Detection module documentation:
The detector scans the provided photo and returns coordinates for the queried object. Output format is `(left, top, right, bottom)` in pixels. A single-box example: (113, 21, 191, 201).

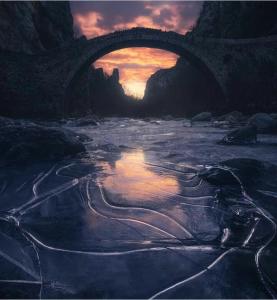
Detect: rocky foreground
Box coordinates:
(1, 111, 277, 165)
(0, 117, 87, 165)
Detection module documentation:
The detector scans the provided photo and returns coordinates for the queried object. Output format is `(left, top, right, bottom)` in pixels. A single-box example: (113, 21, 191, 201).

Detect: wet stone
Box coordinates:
(218, 125, 257, 145)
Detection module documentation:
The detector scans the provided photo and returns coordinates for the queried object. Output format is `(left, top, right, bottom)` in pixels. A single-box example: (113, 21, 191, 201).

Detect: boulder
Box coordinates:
(162, 115, 174, 121)
(213, 111, 246, 129)
(191, 112, 212, 122)
(150, 120, 161, 125)
(143, 58, 223, 116)
(213, 120, 231, 129)
(74, 116, 99, 127)
(218, 125, 257, 145)
(217, 111, 244, 122)
(247, 113, 277, 133)
(198, 158, 277, 190)
(270, 113, 277, 120)
(0, 116, 20, 127)
(0, 119, 86, 164)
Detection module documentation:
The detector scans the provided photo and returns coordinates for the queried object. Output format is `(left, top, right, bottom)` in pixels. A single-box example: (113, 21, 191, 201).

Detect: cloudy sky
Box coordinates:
(70, 1, 202, 97)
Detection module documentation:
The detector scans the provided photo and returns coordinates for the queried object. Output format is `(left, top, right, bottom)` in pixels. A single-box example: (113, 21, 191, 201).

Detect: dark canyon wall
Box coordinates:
(143, 1, 277, 116)
(143, 58, 223, 117)
(192, 1, 277, 114)
(192, 1, 277, 38)
(0, 1, 74, 53)
(67, 67, 136, 117)
(0, 1, 75, 118)
(0, 1, 130, 118)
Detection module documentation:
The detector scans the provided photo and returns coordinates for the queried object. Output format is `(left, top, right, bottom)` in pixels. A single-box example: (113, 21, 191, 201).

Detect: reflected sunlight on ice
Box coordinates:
(99, 149, 180, 201)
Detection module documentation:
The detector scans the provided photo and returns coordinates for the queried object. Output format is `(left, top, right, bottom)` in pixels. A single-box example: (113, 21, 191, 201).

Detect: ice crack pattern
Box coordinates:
(0, 118, 276, 298)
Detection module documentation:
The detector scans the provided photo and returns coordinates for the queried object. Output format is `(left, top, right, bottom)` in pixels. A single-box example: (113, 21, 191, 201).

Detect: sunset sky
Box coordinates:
(70, 1, 202, 98)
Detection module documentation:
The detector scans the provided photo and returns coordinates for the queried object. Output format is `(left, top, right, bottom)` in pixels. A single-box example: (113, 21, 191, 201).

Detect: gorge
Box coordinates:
(0, 2, 277, 118)
(0, 1, 277, 299)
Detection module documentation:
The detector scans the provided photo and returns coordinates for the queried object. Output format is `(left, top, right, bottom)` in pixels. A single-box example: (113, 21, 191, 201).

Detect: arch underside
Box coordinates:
(86, 39, 222, 88)
(65, 34, 226, 115)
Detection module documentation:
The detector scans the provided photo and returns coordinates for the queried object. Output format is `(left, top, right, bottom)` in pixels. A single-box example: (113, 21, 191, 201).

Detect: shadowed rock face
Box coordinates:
(247, 113, 277, 133)
(0, 117, 86, 165)
(66, 66, 140, 117)
(0, 1, 76, 118)
(199, 158, 277, 197)
(0, 1, 74, 54)
(87, 67, 126, 115)
(192, 2, 277, 38)
(140, 2, 277, 117)
(218, 125, 257, 145)
(143, 58, 223, 116)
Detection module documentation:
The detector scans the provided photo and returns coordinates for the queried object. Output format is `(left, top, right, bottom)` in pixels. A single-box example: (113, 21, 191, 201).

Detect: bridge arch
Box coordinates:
(64, 28, 227, 114)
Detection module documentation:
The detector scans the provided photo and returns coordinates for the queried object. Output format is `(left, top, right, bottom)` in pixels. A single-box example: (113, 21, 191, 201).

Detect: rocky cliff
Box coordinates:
(0, 1, 77, 118)
(144, 2, 277, 116)
(0, 1, 74, 54)
(89, 68, 126, 115)
(89, 68, 144, 116)
(0, 1, 135, 118)
(192, 2, 277, 38)
(143, 58, 223, 116)
(66, 66, 131, 116)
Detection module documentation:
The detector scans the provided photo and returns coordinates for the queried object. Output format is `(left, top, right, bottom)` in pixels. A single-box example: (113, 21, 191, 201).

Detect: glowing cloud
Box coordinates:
(74, 12, 107, 37)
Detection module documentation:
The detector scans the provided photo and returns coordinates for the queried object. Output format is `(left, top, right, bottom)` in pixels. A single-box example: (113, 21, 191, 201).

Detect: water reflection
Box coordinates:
(100, 149, 180, 201)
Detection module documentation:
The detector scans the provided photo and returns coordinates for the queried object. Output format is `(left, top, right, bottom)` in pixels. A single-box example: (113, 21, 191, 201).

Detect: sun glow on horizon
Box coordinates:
(94, 47, 179, 98)
(124, 81, 146, 99)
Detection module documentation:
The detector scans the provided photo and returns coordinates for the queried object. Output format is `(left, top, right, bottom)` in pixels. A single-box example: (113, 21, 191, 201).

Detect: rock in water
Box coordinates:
(199, 158, 277, 191)
(0, 119, 86, 164)
(199, 158, 277, 221)
(247, 113, 277, 133)
(191, 112, 212, 122)
(217, 111, 244, 122)
(74, 116, 99, 127)
(216, 111, 245, 126)
(0, 116, 17, 127)
(270, 113, 277, 120)
(213, 111, 246, 129)
(218, 125, 257, 145)
(162, 115, 174, 121)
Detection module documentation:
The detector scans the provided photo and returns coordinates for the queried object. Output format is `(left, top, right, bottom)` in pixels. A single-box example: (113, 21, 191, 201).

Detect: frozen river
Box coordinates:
(0, 117, 277, 298)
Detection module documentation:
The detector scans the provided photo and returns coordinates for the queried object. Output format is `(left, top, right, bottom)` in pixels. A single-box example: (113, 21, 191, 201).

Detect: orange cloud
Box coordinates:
(73, 3, 194, 38)
(74, 12, 108, 37)
(95, 48, 178, 98)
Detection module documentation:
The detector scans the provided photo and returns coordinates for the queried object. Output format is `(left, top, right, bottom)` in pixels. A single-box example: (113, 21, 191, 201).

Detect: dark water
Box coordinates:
(0, 118, 277, 298)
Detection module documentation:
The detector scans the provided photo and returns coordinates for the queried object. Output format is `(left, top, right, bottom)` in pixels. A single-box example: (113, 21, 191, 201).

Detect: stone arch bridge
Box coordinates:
(1, 27, 277, 117)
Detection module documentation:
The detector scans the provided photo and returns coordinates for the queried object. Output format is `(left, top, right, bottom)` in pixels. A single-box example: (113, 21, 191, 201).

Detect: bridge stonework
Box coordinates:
(1, 28, 277, 117)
